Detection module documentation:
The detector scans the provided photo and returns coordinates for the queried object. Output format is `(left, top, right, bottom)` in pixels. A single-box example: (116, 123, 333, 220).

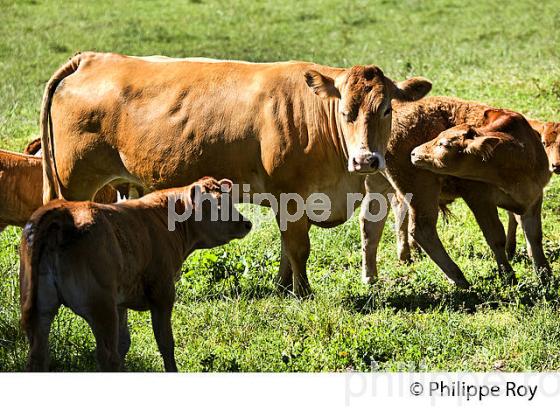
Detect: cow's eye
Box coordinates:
(341, 111, 353, 122)
(383, 104, 392, 117)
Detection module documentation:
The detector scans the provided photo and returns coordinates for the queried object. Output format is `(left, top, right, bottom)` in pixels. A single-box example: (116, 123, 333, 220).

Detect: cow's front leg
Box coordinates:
(505, 211, 518, 260)
(279, 218, 312, 298)
(391, 195, 414, 263)
(275, 233, 294, 293)
(518, 196, 551, 282)
(361, 174, 396, 282)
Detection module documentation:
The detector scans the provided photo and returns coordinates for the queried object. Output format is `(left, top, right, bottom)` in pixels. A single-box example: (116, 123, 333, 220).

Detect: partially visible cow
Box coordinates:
(505, 119, 560, 258)
(0, 149, 117, 235)
(23, 138, 142, 201)
(23, 138, 41, 156)
(360, 97, 551, 287)
(20, 177, 252, 372)
(39, 52, 431, 296)
(0, 150, 43, 234)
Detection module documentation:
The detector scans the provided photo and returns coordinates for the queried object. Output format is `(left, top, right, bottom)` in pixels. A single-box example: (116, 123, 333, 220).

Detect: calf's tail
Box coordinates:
(20, 206, 74, 331)
(41, 53, 86, 204)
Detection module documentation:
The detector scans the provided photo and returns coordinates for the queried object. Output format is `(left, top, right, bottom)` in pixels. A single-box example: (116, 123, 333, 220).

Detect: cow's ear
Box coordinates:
(305, 70, 341, 99)
(219, 178, 233, 193)
(465, 136, 502, 161)
(393, 77, 432, 101)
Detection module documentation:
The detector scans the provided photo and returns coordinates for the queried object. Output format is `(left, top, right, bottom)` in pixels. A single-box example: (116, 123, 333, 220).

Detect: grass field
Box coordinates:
(1, 0, 560, 372)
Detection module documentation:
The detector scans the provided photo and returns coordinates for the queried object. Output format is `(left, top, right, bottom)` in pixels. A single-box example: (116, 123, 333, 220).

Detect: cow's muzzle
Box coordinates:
(552, 163, 560, 174)
(348, 151, 385, 174)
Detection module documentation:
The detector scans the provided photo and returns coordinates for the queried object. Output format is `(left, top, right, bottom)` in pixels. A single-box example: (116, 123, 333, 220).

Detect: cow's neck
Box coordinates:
(319, 98, 349, 167)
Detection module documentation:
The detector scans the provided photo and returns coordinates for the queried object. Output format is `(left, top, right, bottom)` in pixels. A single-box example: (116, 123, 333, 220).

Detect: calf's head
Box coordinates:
(182, 177, 252, 248)
(410, 111, 524, 176)
(305, 65, 431, 174)
(530, 120, 560, 174)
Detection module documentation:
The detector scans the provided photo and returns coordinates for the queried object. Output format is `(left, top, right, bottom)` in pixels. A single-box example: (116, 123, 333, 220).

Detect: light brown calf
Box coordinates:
(410, 110, 550, 281)
(0, 150, 42, 234)
(360, 97, 551, 287)
(20, 177, 252, 372)
(0, 149, 117, 235)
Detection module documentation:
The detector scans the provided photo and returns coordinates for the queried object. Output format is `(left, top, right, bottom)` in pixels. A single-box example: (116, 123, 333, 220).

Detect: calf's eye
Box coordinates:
(384, 105, 392, 117)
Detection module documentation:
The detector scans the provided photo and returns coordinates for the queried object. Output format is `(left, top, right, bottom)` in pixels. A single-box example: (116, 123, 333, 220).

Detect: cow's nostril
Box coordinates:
(369, 155, 379, 169)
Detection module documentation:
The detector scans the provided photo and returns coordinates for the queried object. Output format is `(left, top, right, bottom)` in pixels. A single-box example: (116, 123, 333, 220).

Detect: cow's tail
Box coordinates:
(20, 206, 72, 332)
(41, 53, 86, 204)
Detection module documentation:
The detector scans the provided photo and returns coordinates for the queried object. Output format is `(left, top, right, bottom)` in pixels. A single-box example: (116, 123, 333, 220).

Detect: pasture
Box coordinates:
(1, 0, 560, 371)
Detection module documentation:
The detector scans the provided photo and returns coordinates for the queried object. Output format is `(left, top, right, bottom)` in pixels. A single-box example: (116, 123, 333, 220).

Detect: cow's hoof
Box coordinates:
(293, 283, 313, 299)
(361, 275, 378, 285)
(451, 277, 471, 289)
(502, 272, 518, 286)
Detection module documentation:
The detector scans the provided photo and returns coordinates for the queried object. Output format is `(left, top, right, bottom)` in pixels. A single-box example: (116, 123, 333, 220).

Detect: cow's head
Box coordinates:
(410, 111, 523, 176)
(185, 177, 252, 248)
(530, 120, 560, 174)
(305, 65, 431, 174)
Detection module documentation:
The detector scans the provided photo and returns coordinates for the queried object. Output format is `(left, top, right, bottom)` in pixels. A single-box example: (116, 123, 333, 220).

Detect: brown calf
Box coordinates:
(0, 149, 117, 235)
(360, 97, 551, 287)
(410, 110, 550, 281)
(504, 120, 560, 258)
(20, 177, 251, 371)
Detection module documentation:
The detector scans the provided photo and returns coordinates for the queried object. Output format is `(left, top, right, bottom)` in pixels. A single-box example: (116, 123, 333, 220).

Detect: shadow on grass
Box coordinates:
(342, 273, 560, 315)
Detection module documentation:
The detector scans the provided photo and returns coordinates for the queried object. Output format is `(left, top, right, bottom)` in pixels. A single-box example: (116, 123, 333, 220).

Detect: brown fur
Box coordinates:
(20, 177, 251, 371)
(0, 149, 118, 235)
(38, 52, 431, 297)
(361, 97, 552, 287)
(23, 138, 41, 156)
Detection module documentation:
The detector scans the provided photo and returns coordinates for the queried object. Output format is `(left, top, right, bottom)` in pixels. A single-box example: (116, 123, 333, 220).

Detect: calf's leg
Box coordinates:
(117, 308, 131, 365)
(462, 196, 515, 283)
(408, 187, 470, 288)
(505, 211, 518, 260)
(518, 196, 551, 281)
(25, 278, 60, 371)
(85, 300, 121, 372)
(151, 301, 178, 372)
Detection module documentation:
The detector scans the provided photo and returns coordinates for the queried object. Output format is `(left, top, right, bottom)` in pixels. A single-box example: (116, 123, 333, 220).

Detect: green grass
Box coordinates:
(1, 0, 560, 371)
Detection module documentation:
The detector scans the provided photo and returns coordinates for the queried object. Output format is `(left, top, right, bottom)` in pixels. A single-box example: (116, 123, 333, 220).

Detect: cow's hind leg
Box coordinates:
(279, 218, 312, 298)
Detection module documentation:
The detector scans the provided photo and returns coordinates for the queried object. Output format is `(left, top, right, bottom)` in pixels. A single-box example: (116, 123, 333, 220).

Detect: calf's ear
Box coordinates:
(465, 136, 502, 161)
(187, 184, 203, 210)
(219, 179, 233, 193)
(393, 77, 432, 101)
(305, 70, 341, 99)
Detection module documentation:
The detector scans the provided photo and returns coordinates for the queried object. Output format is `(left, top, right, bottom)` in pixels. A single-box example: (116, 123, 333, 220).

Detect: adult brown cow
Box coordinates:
(40, 52, 431, 297)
